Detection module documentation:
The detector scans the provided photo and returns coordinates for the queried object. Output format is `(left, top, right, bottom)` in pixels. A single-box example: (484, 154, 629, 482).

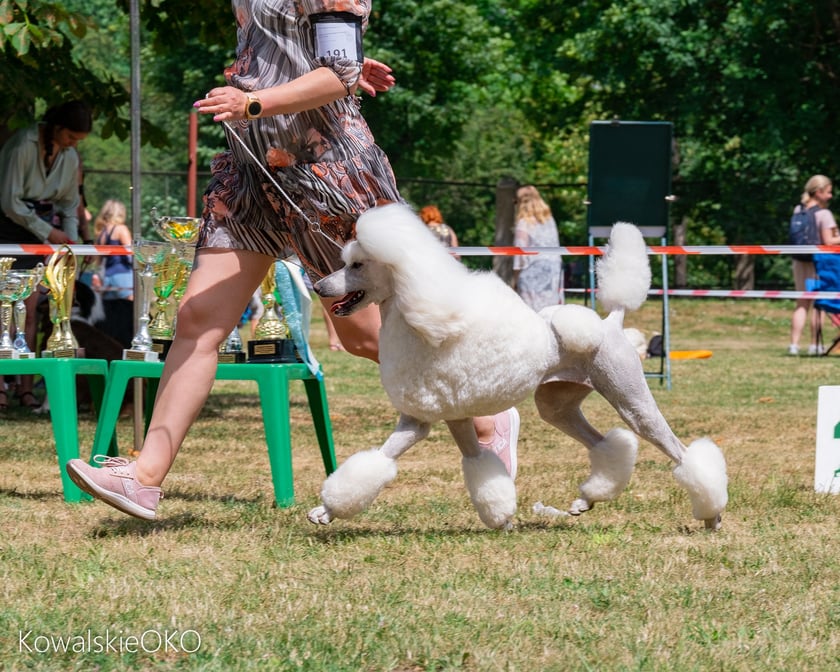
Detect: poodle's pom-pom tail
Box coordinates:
(320, 449, 398, 520)
(596, 223, 651, 313)
(579, 428, 639, 502)
(462, 451, 517, 529)
(672, 438, 728, 523)
(545, 304, 605, 353)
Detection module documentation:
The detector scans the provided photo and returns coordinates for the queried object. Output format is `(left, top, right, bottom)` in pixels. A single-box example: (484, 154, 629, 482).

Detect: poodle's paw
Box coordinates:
(307, 505, 333, 525)
(672, 437, 728, 522)
(704, 514, 722, 531)
(568, 497, 593, 516)
(320, 449, 398, 520)
(462, 452, 517, 529)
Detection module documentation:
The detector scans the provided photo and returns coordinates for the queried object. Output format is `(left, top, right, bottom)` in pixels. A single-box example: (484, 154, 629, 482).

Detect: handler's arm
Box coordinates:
(196, 67, 353, 122)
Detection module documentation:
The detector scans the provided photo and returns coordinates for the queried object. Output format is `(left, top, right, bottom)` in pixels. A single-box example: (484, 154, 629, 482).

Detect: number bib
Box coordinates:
(311, 12, 363, 63)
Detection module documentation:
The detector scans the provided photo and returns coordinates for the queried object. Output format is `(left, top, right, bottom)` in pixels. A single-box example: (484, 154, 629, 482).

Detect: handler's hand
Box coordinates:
(46, 229, 74, 245)
(359, 58, 395, 97)
(194, 86, 249, 122)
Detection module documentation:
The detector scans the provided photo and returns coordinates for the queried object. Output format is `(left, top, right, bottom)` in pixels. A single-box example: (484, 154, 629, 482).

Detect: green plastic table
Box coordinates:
(89, 359, 336, 507)
(0, 357, 110, 502)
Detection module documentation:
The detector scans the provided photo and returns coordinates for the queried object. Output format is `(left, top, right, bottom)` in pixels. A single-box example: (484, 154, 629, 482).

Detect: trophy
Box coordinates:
(147, 251, 182, 359)
(10, 263, 43, 358)
(152, 210, 201, 252)
(218, 325, 245, 363)
(124, 239, 169, 361)
(247, 262, 296, 363)
(0, 270, 23, 359)
(42, 245, 80, 358)
(151, 211, 201, 357)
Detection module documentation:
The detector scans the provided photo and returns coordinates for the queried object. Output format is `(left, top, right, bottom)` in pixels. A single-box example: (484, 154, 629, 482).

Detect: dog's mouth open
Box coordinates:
(330, 290, 365, 316)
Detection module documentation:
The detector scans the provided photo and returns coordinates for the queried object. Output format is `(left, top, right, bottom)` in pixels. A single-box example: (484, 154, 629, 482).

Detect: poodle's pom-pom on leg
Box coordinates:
(569, 428, 638, 515)
(462, 451, 517, 529)
(672, 438, 728, 530)
(307, 449, 398, 524)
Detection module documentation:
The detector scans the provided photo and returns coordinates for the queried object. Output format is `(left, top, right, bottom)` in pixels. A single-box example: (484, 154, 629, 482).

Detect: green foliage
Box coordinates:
(2, 0, 838, 289)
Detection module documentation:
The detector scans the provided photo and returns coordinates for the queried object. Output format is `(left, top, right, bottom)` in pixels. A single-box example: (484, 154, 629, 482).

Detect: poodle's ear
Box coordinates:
(356, 204, 470, 346)
(390, 267, 470, 346)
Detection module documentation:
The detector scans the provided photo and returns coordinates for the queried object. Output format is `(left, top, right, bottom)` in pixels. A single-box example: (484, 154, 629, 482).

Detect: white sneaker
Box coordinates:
(787, 344, 799, 356)
(808, 344, 825, 356)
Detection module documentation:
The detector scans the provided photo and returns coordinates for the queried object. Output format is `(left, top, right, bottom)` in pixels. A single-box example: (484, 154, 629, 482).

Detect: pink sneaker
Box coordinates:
(66, 456, 162, 520)
(479, 408, 519, 479)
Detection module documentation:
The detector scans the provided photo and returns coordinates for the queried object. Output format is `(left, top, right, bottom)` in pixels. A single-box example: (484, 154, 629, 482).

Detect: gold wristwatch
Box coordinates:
(245, 94, 263, 120)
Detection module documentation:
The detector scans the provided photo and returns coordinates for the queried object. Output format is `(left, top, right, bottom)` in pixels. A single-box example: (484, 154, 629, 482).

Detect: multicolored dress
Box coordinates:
(512, 216, 563, 311)
(198, 0, 401, 280)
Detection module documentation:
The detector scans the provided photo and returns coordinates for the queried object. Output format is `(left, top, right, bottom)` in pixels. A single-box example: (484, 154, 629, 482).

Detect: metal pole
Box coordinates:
(130, 0, 144, 449)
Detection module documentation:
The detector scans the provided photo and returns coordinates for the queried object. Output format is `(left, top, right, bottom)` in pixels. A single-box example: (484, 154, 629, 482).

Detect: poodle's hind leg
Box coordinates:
(447, 418, 516, 530)
(589, 334, 728, 529)
(534, 381, 638, 516)
(307, 414, 430, 524)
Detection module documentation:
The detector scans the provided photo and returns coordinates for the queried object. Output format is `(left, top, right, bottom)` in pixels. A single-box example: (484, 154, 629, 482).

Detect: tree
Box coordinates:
(503, 0, 840, 287)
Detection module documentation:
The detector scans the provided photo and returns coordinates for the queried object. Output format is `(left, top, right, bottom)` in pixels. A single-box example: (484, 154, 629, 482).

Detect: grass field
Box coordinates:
(1, 296, 839, 671)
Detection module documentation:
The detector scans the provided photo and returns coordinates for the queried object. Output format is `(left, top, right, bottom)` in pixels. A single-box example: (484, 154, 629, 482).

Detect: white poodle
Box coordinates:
(307, 204, 728, 530)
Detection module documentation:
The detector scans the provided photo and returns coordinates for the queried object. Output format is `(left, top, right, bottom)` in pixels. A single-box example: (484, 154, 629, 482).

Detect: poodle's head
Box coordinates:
(314, 204, 469, 345)
(314, 237, 395, 316)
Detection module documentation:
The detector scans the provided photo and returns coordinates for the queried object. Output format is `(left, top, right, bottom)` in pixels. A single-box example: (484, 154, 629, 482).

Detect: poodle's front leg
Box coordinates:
(307, 414, 430, 525)
(447, 419, 517, 530)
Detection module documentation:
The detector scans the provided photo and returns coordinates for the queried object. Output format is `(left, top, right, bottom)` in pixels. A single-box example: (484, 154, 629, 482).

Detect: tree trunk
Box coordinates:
(493, 177, 518, 285)
(734, 254, 755, 290)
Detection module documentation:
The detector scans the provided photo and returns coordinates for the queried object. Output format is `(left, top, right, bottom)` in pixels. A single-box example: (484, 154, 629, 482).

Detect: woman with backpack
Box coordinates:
(788, 174, 836, 356)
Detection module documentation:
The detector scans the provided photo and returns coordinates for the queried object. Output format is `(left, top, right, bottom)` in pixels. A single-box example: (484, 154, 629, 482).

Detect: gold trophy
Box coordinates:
(147, 251, 182, 359)
(0, 266, 23, 359)
(125, 239, 169, 361)
(42, 245, 80, 358)
(11, 263, 43, 358)
(151, 210, 200, 357)
(152, 210, 201, 252)
(247, 262, 295, 363)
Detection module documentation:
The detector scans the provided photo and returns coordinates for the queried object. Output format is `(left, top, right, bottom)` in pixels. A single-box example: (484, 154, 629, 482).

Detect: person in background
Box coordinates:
(419, 204, 459, 248)
(512, 185, 562, 312)
(788, 175, 834, 356)
(66, 1, 518, 520)
(0, 100, 92, 410)
(94, 199, 134, 348)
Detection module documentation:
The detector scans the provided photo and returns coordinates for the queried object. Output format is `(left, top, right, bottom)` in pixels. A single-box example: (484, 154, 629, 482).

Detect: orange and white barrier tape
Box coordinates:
(3, 243, 840, 257)
(452, 244, 840, 257)
(0, 244, 131, 256)
(566, 288, 840, 300)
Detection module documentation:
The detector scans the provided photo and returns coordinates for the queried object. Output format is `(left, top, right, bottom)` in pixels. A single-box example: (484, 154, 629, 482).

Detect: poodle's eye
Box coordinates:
(350, 261, 363, 270)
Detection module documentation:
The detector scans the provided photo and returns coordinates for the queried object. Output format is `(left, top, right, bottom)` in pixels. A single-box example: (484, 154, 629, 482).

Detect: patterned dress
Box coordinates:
(198, 0, 401, 280)
(512, 216, 562, 311)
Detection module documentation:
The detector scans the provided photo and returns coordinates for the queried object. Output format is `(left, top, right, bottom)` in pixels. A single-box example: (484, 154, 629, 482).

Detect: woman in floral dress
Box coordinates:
(66, 0, 519, 519)
(512, 185, 562, 311)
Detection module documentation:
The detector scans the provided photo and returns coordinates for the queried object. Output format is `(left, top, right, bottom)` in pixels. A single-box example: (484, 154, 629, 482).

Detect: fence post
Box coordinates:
(494, 177, 518, 285)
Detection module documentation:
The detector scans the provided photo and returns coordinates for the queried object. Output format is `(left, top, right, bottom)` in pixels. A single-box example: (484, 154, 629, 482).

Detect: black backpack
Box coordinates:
(789, 204, 820, 261)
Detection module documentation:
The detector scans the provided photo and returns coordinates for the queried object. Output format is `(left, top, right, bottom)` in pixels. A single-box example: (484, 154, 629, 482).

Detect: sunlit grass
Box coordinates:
(2, 298, 840, 671)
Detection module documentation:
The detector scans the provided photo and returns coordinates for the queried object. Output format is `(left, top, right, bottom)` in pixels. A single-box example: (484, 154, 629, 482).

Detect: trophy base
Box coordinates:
(123, 348, 160, 362)
(247, 339, 299, 363)
(15, 351, 36, 359)
(42, 347, 84, 359)
(151, 338, 173, 361)
(0, 349, 20, 360)
(218, 351, 246, 364)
